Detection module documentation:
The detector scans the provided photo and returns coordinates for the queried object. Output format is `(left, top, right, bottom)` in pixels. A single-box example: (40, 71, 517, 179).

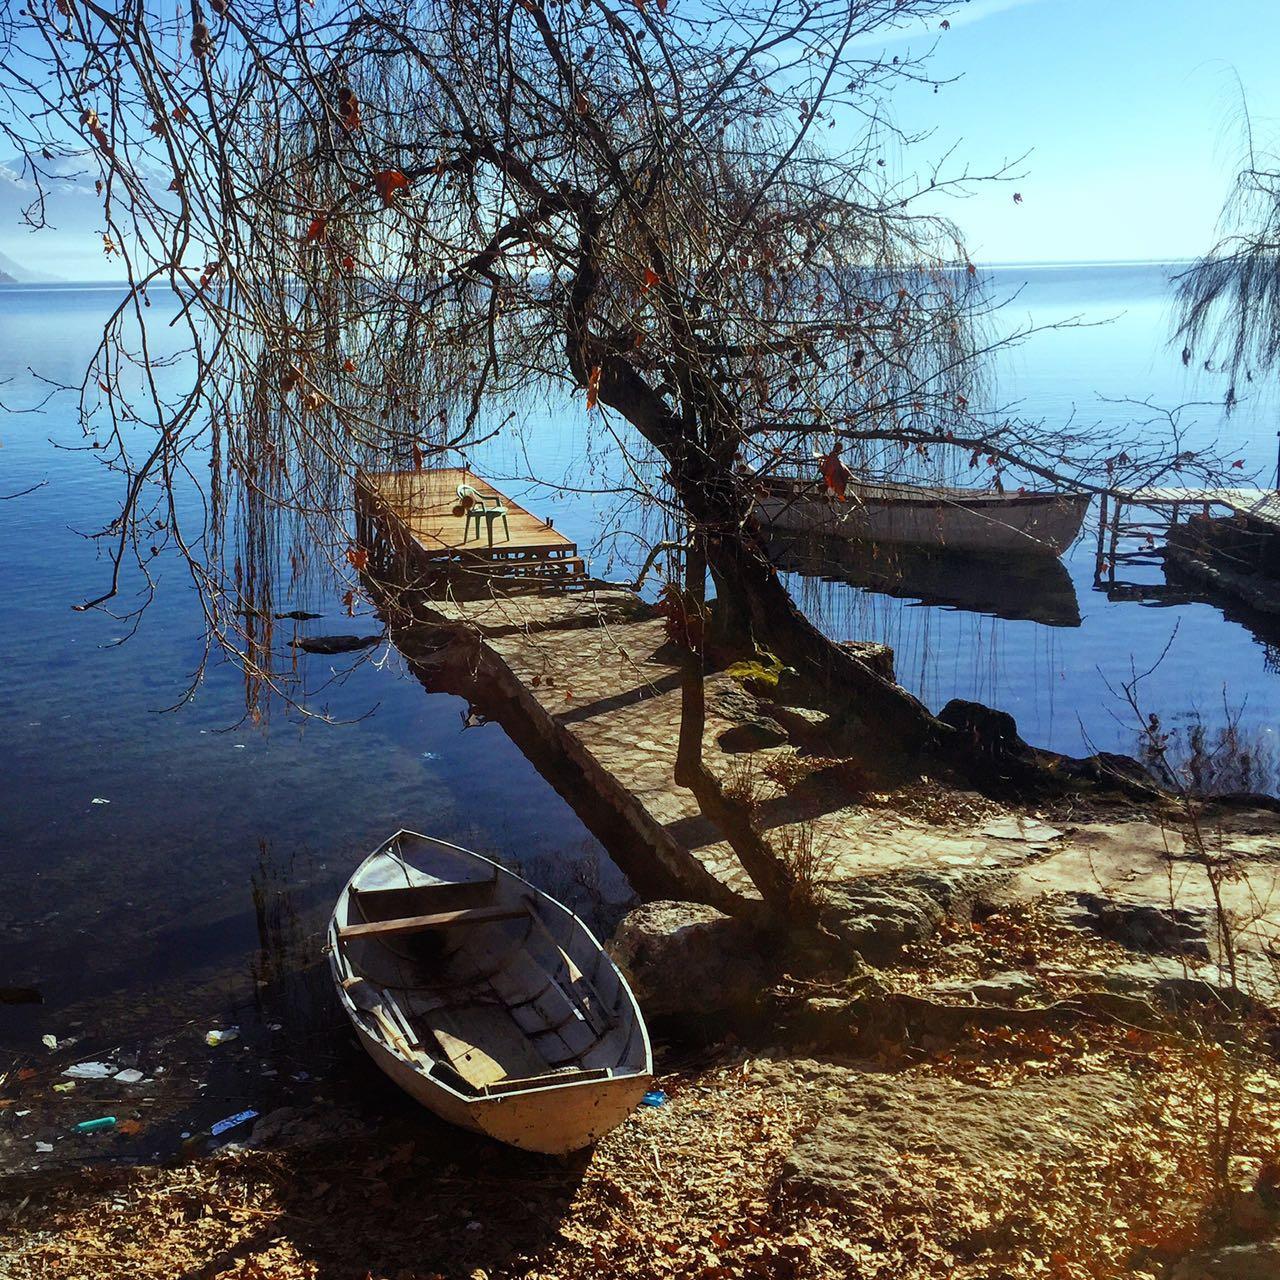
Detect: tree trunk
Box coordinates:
(673, 531, 796, 914)
(667, 440, 948, 757)
(567, 287, 951, 762)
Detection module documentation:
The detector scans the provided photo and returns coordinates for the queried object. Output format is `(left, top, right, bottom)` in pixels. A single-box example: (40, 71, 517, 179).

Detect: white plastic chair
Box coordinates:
(457, 483, 510, 547)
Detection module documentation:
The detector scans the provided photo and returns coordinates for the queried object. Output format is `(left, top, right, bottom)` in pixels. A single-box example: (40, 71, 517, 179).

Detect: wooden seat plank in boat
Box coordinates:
(337, 904, 529, 942)
(352, 877, 497, 920)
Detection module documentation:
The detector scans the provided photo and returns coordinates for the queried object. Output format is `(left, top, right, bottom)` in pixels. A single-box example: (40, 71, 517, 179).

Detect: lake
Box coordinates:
(1, 263, 1275, 1078)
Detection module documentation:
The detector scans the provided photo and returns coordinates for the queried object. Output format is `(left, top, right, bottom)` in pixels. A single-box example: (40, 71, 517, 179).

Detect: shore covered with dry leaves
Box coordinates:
(6, 892, 1280, 1280)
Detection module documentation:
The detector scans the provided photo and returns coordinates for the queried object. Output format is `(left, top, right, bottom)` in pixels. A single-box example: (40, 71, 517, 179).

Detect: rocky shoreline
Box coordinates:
(6, 790, 1280, 1277)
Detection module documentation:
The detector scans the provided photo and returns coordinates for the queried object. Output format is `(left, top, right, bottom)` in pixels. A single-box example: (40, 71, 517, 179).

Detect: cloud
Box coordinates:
(850, 0, 1047, 48)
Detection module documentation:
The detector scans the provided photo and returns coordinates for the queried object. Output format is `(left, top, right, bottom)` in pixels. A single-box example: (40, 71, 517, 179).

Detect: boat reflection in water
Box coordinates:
(767, 530, 1083, 629)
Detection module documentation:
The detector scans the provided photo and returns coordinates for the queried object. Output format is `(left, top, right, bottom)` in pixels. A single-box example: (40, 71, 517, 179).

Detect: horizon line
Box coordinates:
(1, 257, 1201, 289)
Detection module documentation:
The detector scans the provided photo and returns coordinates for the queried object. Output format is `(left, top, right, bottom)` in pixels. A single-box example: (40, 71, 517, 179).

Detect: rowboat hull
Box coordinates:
(349, 1020, 652, 1151)
(757, 479, 1091, 558)
(328, 831, 652, 1155)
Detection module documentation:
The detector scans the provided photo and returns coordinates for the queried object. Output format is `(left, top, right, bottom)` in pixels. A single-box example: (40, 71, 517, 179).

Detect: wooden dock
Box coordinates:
(356, 468, 586, 590)
(1115, 487, 1280, 527)
(1095, 485, 1280, 585)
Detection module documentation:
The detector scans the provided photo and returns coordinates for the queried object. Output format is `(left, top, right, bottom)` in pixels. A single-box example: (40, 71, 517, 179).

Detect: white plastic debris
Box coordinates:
(205, 1028, 240, 1047)
(63, 1061, 116, 1080)
(35, 1141, 53, 1153)
(113, 1068, 144, 1085)
(91, 797, 111, 805)
(210, 1108, 258, 1137)
(41, 1034, 57, 1051)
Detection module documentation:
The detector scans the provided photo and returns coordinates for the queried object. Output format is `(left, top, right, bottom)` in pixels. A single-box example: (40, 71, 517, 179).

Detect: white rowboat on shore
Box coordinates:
(756, 476, 1091, 558)
(328, 830, 652, 1154)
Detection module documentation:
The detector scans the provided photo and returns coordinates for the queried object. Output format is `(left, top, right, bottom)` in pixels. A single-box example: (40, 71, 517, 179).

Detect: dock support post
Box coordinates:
(1107, 495, 1122, 581)
(1095, 492, 1109, 583)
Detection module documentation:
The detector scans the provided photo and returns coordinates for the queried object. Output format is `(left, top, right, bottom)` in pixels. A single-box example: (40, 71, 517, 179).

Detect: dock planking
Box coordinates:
(1117, 487, 1280, 528)
(357, 467, 586, 585)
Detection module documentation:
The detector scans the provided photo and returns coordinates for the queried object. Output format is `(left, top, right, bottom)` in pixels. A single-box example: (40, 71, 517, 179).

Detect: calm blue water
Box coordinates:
(790, 263, 1280, 784)
(1, 264, 1275, 1047)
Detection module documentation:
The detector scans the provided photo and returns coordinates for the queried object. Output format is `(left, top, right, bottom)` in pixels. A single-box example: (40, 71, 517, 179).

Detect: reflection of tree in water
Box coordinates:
(784, 559, 1020, 717)
(249, 838, 311, 1002)
(1137, 711, 1277, 797)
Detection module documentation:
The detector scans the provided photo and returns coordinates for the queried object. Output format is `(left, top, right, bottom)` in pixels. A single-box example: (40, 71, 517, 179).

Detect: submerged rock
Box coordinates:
(289, 634, 382, 654)
(608, 901, 771, 1017)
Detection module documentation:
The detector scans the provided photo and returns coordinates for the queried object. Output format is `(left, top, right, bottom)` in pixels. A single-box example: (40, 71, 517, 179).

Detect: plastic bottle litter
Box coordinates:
(63, 1061, 116, 1080)
(74, 1116, 117, 1133)
(205, 1028, 240, 1047)
(41, 1034, 58, 1051)
(641, 1090, 668, 1108)
(210, 1108, 258, 1138)
(113, 1068, 144, 1085)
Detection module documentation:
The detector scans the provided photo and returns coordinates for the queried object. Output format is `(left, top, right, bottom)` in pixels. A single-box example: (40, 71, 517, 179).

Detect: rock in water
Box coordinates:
(608, 901, 770, 1016)
(289, 634, 381, 654)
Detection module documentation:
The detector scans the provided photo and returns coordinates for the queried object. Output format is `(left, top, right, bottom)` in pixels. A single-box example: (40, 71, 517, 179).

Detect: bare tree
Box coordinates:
(0, 0, 1242, 773)
(1175, 100, 1280, 400)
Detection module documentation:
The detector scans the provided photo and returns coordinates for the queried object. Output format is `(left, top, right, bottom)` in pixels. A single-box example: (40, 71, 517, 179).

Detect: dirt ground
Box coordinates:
(6, 904, 1280, 1280)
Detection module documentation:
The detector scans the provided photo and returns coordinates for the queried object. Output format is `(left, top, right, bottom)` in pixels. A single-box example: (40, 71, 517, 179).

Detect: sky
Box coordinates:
(873, 0, 1280, 263)
(0, 0, 1276, 276)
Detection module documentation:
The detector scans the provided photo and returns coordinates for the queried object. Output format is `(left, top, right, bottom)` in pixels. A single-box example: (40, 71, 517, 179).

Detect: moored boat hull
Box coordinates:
(757, 479, 1091, 557)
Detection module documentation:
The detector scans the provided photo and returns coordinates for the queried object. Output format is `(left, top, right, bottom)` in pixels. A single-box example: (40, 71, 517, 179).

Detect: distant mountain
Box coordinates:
(0, 152, 119, 281)
(0, 247, 58, 284)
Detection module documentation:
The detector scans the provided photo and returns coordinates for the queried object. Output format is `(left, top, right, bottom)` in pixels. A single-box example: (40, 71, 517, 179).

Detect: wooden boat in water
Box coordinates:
(756, 476, 1091, 558)
(328, 830, 652, 1154)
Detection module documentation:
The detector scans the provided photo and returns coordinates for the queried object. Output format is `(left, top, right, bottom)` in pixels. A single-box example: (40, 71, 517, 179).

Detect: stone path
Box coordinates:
(397, 585, 1280, 967)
